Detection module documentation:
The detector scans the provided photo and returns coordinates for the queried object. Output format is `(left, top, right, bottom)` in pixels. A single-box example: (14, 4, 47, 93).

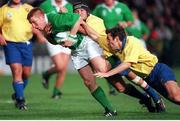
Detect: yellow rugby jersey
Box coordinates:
(0, 4, 33, 42)
(86, 14, 112, 58)
(115, 36, 158, 76)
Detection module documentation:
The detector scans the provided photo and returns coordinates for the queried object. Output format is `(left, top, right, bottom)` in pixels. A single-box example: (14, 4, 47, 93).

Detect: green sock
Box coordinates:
(53, 87, 61, 95)
(92, 86, 114, 111)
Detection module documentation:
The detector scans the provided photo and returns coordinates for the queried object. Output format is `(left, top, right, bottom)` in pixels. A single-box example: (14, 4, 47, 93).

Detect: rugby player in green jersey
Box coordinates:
(27, 7, 117, 117)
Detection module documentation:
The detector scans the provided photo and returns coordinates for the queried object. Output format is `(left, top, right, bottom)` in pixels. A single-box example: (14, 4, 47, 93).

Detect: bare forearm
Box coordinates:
(70, 17, 83, 35)
(33, 29, 47, 43)
(81, 21, 99, 41)
(106, 62, 131, 77)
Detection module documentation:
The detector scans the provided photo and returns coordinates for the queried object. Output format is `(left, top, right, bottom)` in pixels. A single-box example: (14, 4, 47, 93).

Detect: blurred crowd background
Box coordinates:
(0, 0, 179, 74)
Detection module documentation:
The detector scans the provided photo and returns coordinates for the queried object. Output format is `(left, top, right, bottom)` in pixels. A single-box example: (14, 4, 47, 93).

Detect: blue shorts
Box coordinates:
(145, 63, 176, 97)
(3, 41, 33, 66)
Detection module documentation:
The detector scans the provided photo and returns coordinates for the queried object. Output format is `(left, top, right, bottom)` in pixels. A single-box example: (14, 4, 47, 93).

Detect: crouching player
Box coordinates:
(95, 26, 180, 106)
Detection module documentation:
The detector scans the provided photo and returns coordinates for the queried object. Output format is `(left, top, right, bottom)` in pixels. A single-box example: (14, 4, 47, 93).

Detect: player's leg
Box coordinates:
(78, 65, 117, 116)
(22, 66, 31, 90)
(87, 38, 117, 95)
(126, 71, 165, 112)
(10, 64, 27, 110)
(21, 40, 33, 90)
(42, 41, 61, 89)
(71, 39, 116, 116)
(148, 63, 180, 104)
(51, 52, 70, 99)
(90, 56, 117, 95)
(3, 42, 27, 110)
(164, 81, 180, 104)
(106, 74, 155, 112)
(42, 65, 56, 89)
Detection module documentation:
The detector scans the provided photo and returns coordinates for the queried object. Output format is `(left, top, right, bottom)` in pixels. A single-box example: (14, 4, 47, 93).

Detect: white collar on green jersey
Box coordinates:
(45, 14, 48, 24)
(51, 0, 68, 12)
(102, 1, 118, 12)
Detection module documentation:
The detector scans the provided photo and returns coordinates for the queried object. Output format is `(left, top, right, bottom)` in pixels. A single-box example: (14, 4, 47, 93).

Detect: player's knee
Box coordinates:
(170, 93, 180, 102)
(56, 66, 66, 72)
(95, 67, 108, 73)
(12, 68, 22, 76)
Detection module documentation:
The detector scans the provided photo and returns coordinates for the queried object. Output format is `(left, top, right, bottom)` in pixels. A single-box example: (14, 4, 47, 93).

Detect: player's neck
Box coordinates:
(55, 1, 62, 6)
(106, 1, 115, 8)
(10, 3, 21, 8)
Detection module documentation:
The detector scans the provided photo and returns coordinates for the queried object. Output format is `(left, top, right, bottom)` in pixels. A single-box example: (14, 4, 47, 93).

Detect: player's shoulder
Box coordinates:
(116, 1, 128, 8)
(89, 14, 103, 21)
(127, 36, 138, 42)
(127, 36, 142, 46)
(22, 3, 33, 12)
(40, 0, 51, 7)
(94, 3, 105, 9)
(0, 4, 8, 10)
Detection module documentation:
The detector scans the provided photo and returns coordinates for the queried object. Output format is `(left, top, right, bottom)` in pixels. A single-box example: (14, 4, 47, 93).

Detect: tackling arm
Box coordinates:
(81, 21, 100, 42)
(95, 62, 131, 78)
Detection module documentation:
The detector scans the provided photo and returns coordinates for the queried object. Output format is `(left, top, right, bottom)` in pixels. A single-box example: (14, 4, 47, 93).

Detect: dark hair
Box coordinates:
(8, 0, 25, 6)
(73, 1, 90, 13)
(106, 26, 127, 41)
(27, 7, 44, 23)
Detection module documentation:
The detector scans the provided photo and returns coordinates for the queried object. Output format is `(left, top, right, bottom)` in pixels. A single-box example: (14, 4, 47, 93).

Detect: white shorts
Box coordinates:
(46, 41, 71, 57)
(71, 36, 103, 70)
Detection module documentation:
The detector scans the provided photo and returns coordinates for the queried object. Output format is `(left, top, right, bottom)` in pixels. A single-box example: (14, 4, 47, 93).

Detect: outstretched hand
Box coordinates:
(94, 72, 110, 78)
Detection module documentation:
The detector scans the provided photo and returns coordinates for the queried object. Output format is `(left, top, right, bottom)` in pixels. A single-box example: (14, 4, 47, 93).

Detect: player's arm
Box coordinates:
(0, 32, 7, 46)
(0, 8, 7, 45)
(94, 62, 131, 78)
(70, 16, 83, 35)
(118, 4, 134, 28)
(81, 21, 100, 42)
(32, 27, 47, 44)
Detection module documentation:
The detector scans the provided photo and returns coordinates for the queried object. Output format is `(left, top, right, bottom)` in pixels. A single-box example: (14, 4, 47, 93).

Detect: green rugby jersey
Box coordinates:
(40, 0, 73, 14)
(126, 19, 150, 39)
(47, 13, 80, 34)
(46, 13, 83, 49)
(92, 1, 134, 29)
(40, 0, 83, 49)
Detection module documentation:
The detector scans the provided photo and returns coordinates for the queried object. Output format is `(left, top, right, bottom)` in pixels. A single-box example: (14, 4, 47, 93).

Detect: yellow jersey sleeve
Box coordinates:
(86, 14, 113, 57)
(86, 14, 106, 36)
(23, 3, 33, 13)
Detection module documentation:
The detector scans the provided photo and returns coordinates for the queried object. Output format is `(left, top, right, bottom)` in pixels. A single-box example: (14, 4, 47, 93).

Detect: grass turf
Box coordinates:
(0, 68, 180, 119)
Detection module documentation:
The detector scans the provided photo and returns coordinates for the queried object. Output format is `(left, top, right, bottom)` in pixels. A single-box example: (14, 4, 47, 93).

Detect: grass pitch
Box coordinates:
(0, 68, 180, 119)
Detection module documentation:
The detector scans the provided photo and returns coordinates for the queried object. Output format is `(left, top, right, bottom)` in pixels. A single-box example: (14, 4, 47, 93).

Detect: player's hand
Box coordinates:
(61, 40, 74, 47)
(0, 35, 7, 45)
(44, 23, 52, 36)
(32, 27, 41, 35)
(59, 7, 67, 13)
(94, 72, 110, 78)
(118, 21, 128, 28)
